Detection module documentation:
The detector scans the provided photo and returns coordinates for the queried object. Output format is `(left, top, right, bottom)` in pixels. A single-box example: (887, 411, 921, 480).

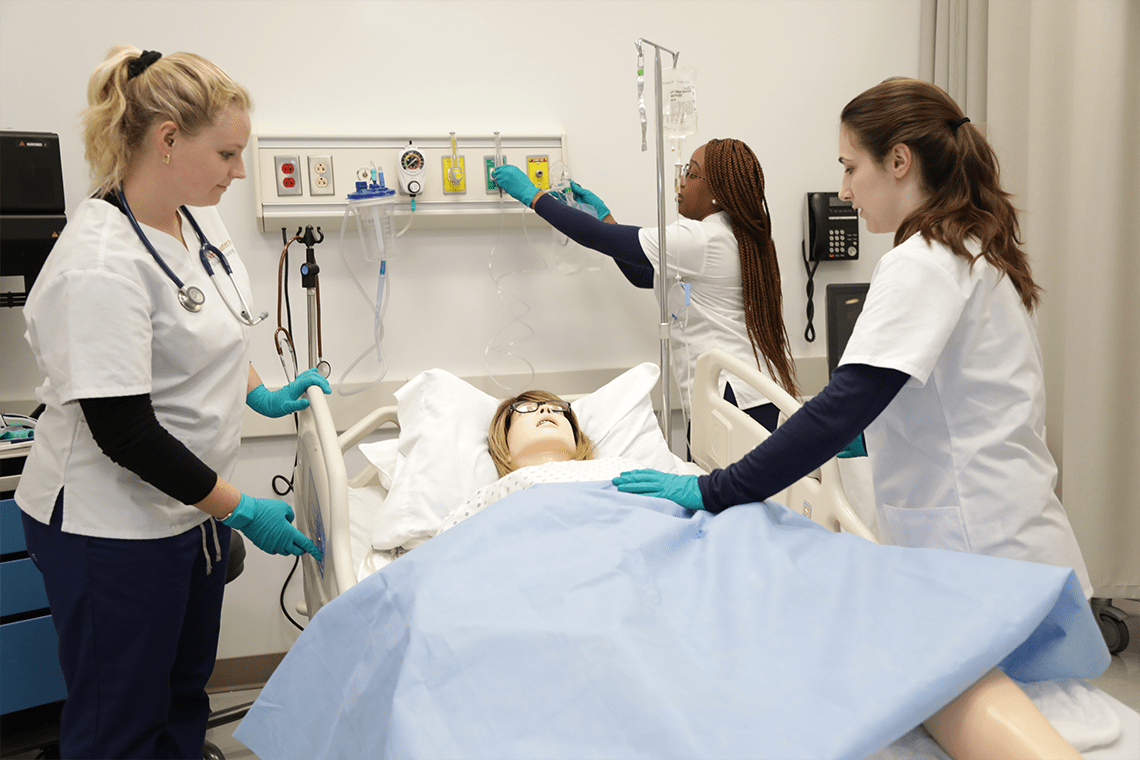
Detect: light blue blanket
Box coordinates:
(236, 483, 1108, 760)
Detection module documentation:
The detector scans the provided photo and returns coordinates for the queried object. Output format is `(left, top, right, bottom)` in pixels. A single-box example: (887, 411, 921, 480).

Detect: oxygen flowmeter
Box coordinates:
(397, 141, 426, 196)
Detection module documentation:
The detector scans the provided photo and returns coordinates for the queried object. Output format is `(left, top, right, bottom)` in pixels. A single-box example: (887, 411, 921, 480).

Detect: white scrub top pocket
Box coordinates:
(880, 503, 972, 554)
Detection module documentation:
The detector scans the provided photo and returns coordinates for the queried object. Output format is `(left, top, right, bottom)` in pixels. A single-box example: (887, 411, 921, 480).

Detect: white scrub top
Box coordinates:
(840, 233, 1092, 597)
(639, 212, 771, 415)
(15, 198, 252, 539)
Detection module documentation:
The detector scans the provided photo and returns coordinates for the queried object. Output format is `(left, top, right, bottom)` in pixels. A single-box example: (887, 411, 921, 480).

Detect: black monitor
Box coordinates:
(825, 283, 870, 378)
(1, 131, 67, 305)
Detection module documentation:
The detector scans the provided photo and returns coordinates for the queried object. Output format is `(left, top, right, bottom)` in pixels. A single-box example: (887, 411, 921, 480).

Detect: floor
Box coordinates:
(6, 600, 1139, 759)
(1087, 598, 1140, 710)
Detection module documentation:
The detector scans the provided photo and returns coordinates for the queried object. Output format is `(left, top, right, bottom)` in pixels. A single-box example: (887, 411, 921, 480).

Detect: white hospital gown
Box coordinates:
(437, 457, 645, 535)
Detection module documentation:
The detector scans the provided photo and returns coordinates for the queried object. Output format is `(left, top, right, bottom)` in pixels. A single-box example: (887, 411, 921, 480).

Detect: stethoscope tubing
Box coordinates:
(117, 189, 264, 324)
(117, 189, 193, 291)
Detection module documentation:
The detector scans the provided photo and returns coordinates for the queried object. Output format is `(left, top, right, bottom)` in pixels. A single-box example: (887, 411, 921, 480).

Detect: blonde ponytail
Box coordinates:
(82, 46, 252, 197)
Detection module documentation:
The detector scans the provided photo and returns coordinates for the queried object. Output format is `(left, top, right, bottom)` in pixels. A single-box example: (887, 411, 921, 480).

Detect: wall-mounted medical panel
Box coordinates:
(252, 130, 568, 233)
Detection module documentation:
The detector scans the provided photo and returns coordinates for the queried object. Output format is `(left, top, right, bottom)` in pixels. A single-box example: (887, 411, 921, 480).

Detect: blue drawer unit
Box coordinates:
(1, 498, 67, 715)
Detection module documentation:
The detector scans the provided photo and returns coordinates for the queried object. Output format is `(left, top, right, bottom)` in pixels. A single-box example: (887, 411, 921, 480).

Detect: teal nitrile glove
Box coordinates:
(221, 493, 323, 561)
(491, 164, 539, 206)
(613, 469, 705, 511)
(569, 180, 611, 220)
(246, 367, 331, 418)
(837, 433, 867, 459)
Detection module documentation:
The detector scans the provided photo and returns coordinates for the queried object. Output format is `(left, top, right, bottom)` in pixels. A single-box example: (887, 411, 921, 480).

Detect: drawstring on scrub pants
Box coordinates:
(199, 518, 223, 576)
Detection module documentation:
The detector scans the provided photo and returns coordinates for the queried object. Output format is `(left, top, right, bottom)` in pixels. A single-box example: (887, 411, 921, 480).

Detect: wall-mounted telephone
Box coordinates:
(804, 191, 859, 261)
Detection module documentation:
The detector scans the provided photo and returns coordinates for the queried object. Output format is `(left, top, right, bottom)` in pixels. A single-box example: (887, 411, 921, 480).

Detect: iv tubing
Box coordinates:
(485, 191, 542, 392)
(335, 205, 389, 395)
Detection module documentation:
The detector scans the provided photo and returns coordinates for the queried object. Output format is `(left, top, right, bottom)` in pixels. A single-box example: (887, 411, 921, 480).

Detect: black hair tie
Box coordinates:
(951, 116, 971, 132)
(127, 50, 163, 80)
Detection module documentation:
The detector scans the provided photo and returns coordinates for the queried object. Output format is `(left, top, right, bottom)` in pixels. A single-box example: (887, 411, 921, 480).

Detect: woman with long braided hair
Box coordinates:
(492, 139, 795, 431)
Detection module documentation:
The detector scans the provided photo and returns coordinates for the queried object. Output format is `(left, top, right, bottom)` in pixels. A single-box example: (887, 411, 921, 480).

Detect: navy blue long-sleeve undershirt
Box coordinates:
(698, 364, 909, 512)
(532, 193, 655, 288)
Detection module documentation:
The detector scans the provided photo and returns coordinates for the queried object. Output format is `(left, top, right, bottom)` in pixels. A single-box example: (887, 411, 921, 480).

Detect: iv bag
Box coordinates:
(662, 67, 697, 139)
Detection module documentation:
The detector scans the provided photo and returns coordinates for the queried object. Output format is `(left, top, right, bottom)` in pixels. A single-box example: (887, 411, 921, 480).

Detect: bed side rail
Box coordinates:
(293, 387, 356, 616)
(690, 349, 876, 541)
(338, 406, 400, 488)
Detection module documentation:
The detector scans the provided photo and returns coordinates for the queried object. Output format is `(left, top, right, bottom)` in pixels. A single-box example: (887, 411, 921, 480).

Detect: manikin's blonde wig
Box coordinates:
(82, 45, 252, 196)
(487, 391, 594, 478)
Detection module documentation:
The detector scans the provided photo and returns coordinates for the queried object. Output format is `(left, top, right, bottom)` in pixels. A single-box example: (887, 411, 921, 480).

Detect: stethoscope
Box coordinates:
(117, 189, 268, 326)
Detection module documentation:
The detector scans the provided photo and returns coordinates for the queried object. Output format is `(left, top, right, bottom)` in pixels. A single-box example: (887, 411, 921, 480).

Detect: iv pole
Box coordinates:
(636, 38, 678, 450)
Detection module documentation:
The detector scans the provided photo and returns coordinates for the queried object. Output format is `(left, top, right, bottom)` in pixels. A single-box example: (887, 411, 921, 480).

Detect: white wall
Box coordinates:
(0, 0, 921, 658)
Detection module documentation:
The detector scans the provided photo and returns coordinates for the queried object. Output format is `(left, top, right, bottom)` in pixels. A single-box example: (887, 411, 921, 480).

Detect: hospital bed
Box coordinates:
(291, 348, 873, 616)
(236, 349, 1138, 760)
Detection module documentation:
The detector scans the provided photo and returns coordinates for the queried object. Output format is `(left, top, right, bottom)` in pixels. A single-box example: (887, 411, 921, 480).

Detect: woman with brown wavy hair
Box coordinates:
(616, 78, 1091, 599)
(491, 139, 796, 432)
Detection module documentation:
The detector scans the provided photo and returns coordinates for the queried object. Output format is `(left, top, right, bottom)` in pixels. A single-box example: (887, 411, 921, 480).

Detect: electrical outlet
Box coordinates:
(307, 155, 334, 196)
(274, 155, 302, 196)
(527, 154, 550, 190)
(442, 156, 466, 194)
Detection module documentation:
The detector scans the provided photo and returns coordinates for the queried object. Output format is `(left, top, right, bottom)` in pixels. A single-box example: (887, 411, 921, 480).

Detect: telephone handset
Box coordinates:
(804, 192, 859, 261)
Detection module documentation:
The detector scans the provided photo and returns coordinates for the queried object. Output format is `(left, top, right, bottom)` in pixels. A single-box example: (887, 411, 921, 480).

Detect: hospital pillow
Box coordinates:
(369, 363, 676, 551)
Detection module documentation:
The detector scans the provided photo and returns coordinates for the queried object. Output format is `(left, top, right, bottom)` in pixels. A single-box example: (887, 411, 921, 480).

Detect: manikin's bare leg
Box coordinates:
(923, 668, 1081, 760)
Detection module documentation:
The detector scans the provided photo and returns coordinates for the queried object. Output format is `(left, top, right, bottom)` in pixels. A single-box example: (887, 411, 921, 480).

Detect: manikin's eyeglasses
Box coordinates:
(509, 400, 571, 415)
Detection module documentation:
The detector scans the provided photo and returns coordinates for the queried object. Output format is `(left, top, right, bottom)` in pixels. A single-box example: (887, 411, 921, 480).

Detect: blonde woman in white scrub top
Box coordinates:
(15, 47, 327, 759)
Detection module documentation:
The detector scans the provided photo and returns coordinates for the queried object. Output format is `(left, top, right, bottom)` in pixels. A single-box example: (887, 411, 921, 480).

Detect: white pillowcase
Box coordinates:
(369, 363, 675, 551)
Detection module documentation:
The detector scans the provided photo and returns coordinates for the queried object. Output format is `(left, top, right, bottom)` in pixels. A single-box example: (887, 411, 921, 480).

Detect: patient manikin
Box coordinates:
(447, 390, 1083, 760)
(437, 392, 644, 534)
(490, 391, 594, 475)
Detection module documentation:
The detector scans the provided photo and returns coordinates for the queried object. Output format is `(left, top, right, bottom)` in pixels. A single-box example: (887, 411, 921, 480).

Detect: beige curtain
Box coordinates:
(988, 0, 1139, 599)
(927, 0, 1139, 599)
(920, 0, 990, 128)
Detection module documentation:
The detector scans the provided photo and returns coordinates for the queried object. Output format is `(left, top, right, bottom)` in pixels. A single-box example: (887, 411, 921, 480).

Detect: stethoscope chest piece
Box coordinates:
(179, 286, 206, 313)
(117, 189, 264, 326)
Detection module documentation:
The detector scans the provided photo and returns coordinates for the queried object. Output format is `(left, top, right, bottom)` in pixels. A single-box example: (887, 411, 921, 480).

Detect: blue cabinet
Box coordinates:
(0, 498, 67, 715)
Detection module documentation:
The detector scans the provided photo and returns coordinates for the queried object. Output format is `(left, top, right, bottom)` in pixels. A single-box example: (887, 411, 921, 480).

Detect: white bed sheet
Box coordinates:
(345, 451, 700, 581)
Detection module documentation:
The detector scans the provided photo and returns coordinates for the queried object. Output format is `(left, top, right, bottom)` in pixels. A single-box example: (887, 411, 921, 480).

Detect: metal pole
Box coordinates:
(306, 289, 319, 370)
(638, 38, 678, 450)
(299, 225, 324, 374)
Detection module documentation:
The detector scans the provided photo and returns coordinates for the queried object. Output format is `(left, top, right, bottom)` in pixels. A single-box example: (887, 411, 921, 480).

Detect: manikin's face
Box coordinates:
(506, 403, 577, 465)
(838, 124, 904, 235)
(169, 103, 250, 208)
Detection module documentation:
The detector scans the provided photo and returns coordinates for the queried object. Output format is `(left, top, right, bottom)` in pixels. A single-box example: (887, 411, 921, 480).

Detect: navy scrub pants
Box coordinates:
(21, 491, 230, 759)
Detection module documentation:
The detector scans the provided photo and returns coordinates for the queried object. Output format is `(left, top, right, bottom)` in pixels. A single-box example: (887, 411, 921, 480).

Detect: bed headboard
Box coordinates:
(689, 349, 876, 542)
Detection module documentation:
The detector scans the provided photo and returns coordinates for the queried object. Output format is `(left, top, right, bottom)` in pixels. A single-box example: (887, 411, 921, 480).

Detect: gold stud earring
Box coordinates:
(163, 154, 170, 165)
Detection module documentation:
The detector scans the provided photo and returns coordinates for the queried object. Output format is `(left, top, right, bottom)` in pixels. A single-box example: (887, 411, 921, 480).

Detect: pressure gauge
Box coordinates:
(397, 142, 426, 195)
